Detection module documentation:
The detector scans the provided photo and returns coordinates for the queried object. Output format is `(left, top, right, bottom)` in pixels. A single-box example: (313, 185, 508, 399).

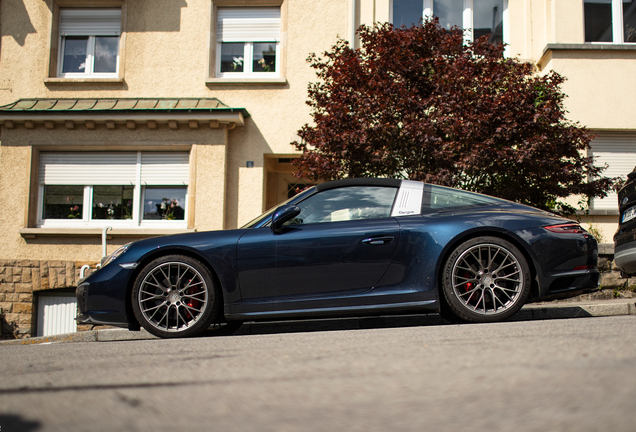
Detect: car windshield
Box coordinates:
(240, 186, 318, 228)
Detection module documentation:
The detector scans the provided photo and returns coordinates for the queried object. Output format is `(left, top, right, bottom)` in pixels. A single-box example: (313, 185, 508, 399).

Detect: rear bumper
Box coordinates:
(532, 269, 600, 302)
(614, 240, 636, 275)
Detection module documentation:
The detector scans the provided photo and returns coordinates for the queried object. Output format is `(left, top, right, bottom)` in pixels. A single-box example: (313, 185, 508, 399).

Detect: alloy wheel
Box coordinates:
(137, 261, 209, 333)
(451, 243, 524, 315)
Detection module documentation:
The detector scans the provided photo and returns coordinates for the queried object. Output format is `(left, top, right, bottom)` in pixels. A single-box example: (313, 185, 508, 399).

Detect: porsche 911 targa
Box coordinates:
(76, 178, 599, 338)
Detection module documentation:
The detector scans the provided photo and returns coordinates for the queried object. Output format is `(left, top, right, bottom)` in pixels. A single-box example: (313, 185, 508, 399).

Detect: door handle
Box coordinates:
(361, 236, 394, 245)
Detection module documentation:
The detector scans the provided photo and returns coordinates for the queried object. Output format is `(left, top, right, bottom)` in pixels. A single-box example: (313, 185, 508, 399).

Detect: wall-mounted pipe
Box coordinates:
(102, 226, 112, 258)
(80, 264, 90, 279)
(350, 0, 356, 48)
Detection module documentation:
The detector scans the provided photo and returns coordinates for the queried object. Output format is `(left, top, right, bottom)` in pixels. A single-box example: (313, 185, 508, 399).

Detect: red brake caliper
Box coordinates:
(186, 279, 200, 319)
(463, 272, 473, 292)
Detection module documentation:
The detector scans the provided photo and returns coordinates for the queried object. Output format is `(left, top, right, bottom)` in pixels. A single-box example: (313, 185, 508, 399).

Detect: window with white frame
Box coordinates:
(38, 152, 189, 228)
(590, 132, 636, 210)
(584, 0, 636, 43)
(391, 0, 506, 45)
(58, 8, 121, 77)
(216, 8, 281, 78)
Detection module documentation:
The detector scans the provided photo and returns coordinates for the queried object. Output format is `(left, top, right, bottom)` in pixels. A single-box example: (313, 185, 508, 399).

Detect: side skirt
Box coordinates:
(226, 300, 437, 321)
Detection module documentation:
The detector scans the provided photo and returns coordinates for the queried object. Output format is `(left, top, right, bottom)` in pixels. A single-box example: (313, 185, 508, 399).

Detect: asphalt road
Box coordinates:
(1, 315, 635, 432)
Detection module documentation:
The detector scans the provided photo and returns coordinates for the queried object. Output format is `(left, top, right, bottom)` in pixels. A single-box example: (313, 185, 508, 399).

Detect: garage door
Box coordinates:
(37, 295, 77, 337)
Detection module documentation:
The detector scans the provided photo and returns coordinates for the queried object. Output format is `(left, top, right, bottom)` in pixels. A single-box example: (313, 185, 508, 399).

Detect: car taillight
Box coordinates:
(544, 223, 587, 234)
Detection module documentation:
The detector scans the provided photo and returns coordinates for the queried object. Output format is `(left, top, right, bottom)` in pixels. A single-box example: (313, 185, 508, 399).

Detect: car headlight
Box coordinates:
(101, 242, 133, 268)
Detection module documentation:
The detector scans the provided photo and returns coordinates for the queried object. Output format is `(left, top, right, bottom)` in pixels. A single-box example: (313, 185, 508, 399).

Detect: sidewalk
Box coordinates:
(2, 297, 635, 346)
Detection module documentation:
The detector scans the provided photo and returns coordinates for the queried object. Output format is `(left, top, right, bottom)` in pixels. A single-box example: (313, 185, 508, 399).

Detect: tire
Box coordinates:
(132, 255, 221, 338)
(438, 296, 466, 324)
(441, 237, 531, 323)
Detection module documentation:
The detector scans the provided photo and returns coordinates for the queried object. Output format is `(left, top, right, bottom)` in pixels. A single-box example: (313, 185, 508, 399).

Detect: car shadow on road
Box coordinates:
(208, 313, 453, 337)
(0, 414, 41, 431)
(203, 304, 603, 338)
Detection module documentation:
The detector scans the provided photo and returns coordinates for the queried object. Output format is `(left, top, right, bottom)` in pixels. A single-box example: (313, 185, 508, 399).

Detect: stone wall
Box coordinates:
(0, 259, 98, 339)
(598, 256, 636, 290)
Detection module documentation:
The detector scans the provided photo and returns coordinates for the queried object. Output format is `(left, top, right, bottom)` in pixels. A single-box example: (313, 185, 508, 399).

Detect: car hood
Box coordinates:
(112, 228, 249, 265)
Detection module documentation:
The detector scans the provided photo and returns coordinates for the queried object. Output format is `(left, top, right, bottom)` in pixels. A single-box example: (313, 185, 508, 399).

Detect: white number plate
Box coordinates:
(623, 205, 636, 223)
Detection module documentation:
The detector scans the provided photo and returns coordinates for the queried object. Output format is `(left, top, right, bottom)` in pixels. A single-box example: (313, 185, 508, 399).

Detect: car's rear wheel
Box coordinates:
(441, 237, 531, 323)
(132, 255, 220, 338)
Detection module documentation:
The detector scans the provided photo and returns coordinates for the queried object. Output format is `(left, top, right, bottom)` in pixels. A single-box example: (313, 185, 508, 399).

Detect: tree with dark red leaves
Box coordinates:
(292, 19, 614, 213)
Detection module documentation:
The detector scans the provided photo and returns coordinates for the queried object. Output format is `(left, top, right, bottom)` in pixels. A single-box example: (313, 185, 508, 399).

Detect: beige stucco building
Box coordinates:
(0, 0, 633, 337)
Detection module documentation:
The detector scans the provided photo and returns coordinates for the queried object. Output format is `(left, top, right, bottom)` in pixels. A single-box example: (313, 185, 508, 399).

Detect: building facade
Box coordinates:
(0, 0, 633, 337)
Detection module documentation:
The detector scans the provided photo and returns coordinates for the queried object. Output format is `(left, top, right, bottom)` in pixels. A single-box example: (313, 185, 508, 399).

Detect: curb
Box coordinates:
(515, 298, 636, 321)
(2, 299, 635, 346)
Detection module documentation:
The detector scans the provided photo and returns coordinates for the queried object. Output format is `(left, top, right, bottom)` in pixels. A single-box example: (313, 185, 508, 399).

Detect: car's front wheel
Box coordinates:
(441, 237, 531, 323)
(132, 255, 220, 338)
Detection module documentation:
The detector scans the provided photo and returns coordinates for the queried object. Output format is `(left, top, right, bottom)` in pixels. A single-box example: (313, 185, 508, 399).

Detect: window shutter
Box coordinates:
(59, 9, 122, 36)
(590, 132, 636, 210)
(140, 152, 190, 185)
(40, 152, 137, 185)
(217, 8, 281, 42)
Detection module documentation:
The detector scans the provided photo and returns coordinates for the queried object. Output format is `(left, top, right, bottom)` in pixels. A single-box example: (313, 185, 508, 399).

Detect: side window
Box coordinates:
(216, 8, 281, 78)
(38, 151, 189, 228)
(584, 0, 636, 43)
(391, 0, 505, 45)
(57, 8, 122, 78)
(287, 187, 398, 225)
(421, 185, 502, 214)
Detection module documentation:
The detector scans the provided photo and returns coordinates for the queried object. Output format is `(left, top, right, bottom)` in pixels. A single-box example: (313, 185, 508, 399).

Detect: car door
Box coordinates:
(236, 185, 401, 301)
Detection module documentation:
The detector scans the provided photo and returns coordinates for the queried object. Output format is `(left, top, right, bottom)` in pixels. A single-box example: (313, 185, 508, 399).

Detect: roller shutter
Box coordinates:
(39, 152, 189, 186)
(59, 8, 122, 36)
(217, 8, 281, 42)
(590, 132, 636, 210)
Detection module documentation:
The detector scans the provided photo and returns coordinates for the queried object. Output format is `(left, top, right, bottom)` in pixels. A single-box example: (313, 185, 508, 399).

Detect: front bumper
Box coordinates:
(75, 263, 136, 328)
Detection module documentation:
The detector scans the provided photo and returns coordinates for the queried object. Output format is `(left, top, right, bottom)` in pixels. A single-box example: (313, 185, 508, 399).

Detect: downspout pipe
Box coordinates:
(350, 0, 356, 48)
(102, 226, 112, 258)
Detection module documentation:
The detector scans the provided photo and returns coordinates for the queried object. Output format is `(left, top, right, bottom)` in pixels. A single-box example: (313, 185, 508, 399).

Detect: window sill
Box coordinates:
(206, 77, 288, 86)
(538, 43, 636, 69)
(544, 43, 636, 53)
(44, 77, 125, 84)
(19, 227, 196, 239)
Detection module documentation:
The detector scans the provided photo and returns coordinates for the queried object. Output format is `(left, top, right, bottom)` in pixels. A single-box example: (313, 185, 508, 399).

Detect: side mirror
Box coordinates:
(271, 204, 301, 233)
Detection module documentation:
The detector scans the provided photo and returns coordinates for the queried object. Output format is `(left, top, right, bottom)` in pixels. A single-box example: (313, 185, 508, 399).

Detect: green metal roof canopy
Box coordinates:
(0, 98, 249, 129)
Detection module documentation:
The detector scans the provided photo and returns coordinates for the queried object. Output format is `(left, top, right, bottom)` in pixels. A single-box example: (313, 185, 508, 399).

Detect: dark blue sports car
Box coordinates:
(76, 178, 599, 338)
